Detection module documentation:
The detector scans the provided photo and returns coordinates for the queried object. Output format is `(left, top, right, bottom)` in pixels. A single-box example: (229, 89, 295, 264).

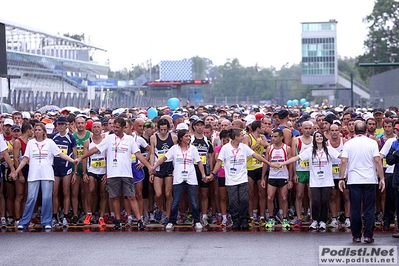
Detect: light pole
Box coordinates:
(61, 61, 64, 94)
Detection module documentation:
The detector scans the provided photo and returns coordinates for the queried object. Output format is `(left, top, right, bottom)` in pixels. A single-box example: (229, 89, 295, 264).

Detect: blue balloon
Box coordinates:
(287, 100, 293, 107)
(167, 98, 180, 110)
(300, 98, 306, 105)
(293, 99, 299, 105)
(147, 107, 158, 119)
(304, 102, 310, 107)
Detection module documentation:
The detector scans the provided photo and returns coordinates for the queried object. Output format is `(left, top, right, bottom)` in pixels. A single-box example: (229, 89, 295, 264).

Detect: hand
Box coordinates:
(379, 179, 385, 192)
(136, 163, 145, 170)
(202, 176, 208, 183)
(294, 174, 298, 183)
(272, 162, 281, 169)
(71, 174, 76, 185)
(207, 175, 214, 182)
(83, 173, 89, 183)
(149, 166, 156, 175)
(101, 175, 107, 185)
(287, 180, 293, 189)
(9, 171, 17, 180)
(75, 158, 82, 165)
(261, 179, 266, 189)
(338, 180, 346, 192)
(149, 174, 154, 183)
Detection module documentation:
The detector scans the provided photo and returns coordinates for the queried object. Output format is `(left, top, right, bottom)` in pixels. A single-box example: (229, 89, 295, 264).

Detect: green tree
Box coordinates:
(356, 0, 399, 82)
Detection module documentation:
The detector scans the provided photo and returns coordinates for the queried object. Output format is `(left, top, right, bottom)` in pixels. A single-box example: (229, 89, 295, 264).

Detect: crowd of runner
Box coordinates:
(0, 103, 398, 231)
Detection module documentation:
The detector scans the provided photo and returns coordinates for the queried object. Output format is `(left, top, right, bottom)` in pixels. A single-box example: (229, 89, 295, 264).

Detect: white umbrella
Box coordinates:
(61, 106, 81, 113)
(112, 108, 127, 115)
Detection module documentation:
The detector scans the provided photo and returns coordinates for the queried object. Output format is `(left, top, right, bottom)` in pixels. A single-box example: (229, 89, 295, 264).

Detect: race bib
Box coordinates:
(332, 164, 340, 174)
(77, 148, 84, 157)
(300, 160, 309, 169)
(58, 145, 68, 155)
(91, 158, 105, 168)
(383, 158, 387, 167)
(131, 154, 137, 162)
(200, 155, 207, 164)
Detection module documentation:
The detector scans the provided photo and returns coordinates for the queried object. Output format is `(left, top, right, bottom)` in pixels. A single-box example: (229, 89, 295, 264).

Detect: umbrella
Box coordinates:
(112, 108, 127, 115)
(61, 106, 81, 114)
(37, 105, 60, 114)
(0, 103, 17, 114)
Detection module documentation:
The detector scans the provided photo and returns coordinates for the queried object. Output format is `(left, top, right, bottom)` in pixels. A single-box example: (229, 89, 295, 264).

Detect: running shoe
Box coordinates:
(154, 211, 162, 223)
(137, 220, 145, 230)
(7, 217, 14, 226)
(248, 218, 256, 227)
(163, 217, 169, 226)
(143, 213, 149, 225)
(293, 219, 302, 229)
(107, 216, 116, 225)
(71, 215, 79, 225)
(114, 220, 122, 230)
(62, 218, 69, 228)
(176, 213, 185, 225)
(17, 225, 24, 230)
(201, 216, 209, 226)
(328, 218, 339, 228)
(98, 217, 106, 227)
(1, 217, 6, 228)
(127, 215, 133, 226)
(282, 219, 290, 229)
(309, 220, 318, 230)
(84, 213, 92, 225)
(149, 212, 155, 223)
(165, 223, 174, 230)
(259, 218, 266, 227)
(44, 225, 52, 230)
(375, 212, 383, 225)
(221, 217, 228, 227)
(344, 218, 351, 228)
(265, 218, 275, 229)
(52, 217, 59, 227)
(186, 214, 193, 223)
(216, 213, 223, 225)
(194, 222, 203, 230)
(319, 221, 327, 230)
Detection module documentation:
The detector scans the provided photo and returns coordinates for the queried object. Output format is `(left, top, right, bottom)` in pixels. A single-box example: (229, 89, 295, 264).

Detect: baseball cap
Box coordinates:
(86, 120, 93, 130)
(395, 124, 399, 131)
(90, 108, 99, 114)
(189, 115, 199, 121)
(22, 112, 31, 119)
(101, 118, 109, 125)
(373, 108, 384, 115)
(246, 118, 255, 127)
(56, 116, 68, 124)
(175, 122, 189, 131)
(255, 113, 264, 120)
(192, 119, 205, 126)
(4, 118, 14, 126)
(11, 125, 21, 131)
(45, 123, 54, 134)
(172, 113, 185, 123)
(60, 109, 70, 115)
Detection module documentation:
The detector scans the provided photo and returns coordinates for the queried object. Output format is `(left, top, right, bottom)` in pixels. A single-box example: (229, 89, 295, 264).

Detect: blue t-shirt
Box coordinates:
(50, 132, 76, 168)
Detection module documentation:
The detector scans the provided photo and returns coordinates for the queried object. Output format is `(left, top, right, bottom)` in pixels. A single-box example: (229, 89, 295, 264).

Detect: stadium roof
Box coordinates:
(0, 18, 106, 52)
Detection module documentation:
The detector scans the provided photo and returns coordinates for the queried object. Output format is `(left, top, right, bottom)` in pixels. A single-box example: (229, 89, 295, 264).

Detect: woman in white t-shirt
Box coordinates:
(12, 123, 76, 230)
(276, 131, 340, 231)
(153, 129, 207, 230)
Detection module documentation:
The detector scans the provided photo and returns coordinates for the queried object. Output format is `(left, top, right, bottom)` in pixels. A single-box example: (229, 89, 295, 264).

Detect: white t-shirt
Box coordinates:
(341, 136, 380, 185)
(299, 146, 340, 188)
(24, 138, 62, 182)
(87, 139, 107, 175)
(0, 137, 7, 153)
(379, 137, 396, 174)
(218, 142, 254, 186)
(96, 133, 139, 178)
(165, 144, 200, 185)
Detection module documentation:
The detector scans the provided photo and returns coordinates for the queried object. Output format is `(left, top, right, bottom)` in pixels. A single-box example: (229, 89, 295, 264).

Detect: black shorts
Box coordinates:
(195, 165, 209, 188)
(106, 177, 136, 198)
(218, 176, 226, 187)
(248, 168, 263, 182)
(88, 172, 105, 181)
(53, 165, 73, 177)
(3, 166, 13, 183)
(268, 178, 288, 188)
(155, 161, 174, 178)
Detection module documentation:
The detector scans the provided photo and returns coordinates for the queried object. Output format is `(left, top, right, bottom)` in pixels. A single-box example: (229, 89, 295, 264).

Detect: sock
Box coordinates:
(260, 216, 265, 220)
(202, 214, 207, 219)
(87, 212, 92, 215)
(222, 215, 227, 220)
(111, 212, 115, 217)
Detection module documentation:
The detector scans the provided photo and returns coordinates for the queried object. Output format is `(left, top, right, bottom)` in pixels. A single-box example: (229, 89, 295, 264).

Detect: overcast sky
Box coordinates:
(1, 0, 375, 71)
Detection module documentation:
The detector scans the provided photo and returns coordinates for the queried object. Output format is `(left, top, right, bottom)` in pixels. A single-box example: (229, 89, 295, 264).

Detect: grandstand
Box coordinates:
(1, 18, 109, 110)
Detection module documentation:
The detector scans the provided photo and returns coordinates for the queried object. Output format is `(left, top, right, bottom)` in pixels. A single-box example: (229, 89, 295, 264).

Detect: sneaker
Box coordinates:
(71, 215, 78, 225)
(293, 219, 302, 228)
(163, 217, 169, 226)
(216, 213, 223, 225)
(309, 220, 318, 230)
(1, 217, 6, 228)
(127, 215, 133, 226)
(98, 217, 106, 227)
(44, 225, 52, 230)
(265, 218, 275, 229)
(143, 213, 149, 225)
(155, 211, 162, 223)
(149, 212, 155, 223)
(194, 222, 203, 230)
(328, 218, 339, 228)
(248, 218, 256, 227)
(165, 223, 174, 230)
(176, 213, 185, 225)
(201, 216, 209, 226)
(7, 217, 14, 226)
(282, 219, 290, 229)
(62, 218, 69, 228)
(259, 218, 266, 227)
(137, 220, 145, 230)
(319, 221, 327, 230)
(114, 220, 122, 230)
(52, 218, 59, 227)
(375, 212, 383, 225)
(84, 213, 92, 225)
(344, 218, 351, 228)
(221, 217, 228, 227)
(17, 225, 24, 230)
(186, 214, 193, 223)
(107, 216, 116, 225)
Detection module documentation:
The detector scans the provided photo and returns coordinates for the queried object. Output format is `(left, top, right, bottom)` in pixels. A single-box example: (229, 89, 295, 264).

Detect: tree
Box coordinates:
(356, 0, 399, 82)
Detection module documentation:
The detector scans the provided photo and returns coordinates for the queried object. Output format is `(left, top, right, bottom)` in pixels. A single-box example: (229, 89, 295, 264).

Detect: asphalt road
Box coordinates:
(1, 228, 398, 266)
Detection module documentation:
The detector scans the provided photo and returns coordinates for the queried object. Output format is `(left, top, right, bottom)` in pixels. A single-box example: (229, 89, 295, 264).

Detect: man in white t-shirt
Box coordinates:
(339, 121, 385, 244)
(79, 117, 153, 230)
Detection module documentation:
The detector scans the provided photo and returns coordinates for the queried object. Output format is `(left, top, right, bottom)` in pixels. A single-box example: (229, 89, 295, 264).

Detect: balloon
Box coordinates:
(304, 102, 310, 107)
(287, 100, 293, 107)
(300, 98, 306, 105)
(293, 99, 299, 105)
(167, 98, 180, 110)
(147, 107, 158, 119)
